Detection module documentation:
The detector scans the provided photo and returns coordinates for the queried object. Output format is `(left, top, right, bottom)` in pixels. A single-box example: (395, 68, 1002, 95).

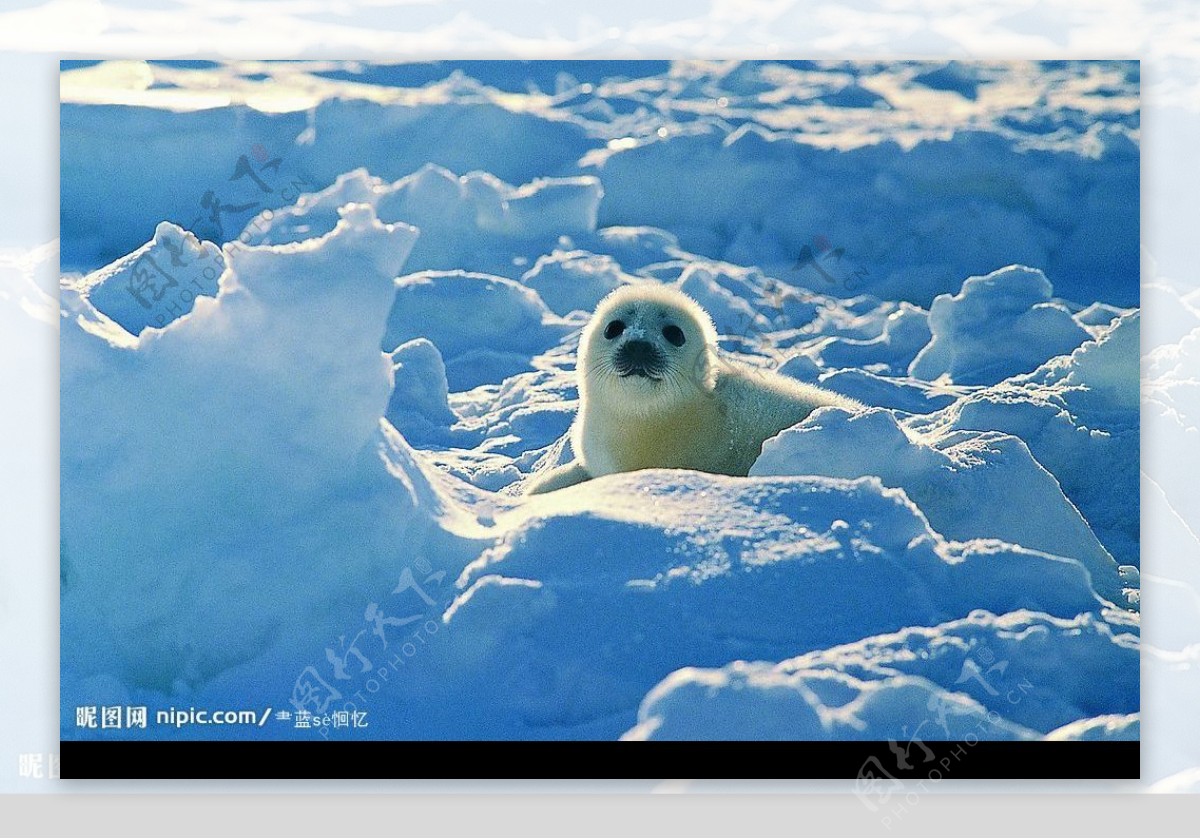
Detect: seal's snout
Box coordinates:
(615, 339, 665, 379)
(620, 339, 657, 364)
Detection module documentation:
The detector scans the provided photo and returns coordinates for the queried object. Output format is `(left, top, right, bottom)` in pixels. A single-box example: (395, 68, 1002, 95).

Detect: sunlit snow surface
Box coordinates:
(54, 60, 1143, 748)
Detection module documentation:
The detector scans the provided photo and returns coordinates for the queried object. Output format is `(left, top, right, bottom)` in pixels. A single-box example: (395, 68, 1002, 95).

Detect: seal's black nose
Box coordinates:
(615, 339, 664, 378)
(620, 340, 657, 364)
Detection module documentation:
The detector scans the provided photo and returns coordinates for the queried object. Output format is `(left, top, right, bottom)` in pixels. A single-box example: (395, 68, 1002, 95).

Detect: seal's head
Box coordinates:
(578, 283, 718, 417)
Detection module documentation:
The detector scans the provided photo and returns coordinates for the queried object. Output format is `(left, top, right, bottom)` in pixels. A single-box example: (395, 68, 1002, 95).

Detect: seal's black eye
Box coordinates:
(604, 320, 626, 340)
(663, 324, 686, 347)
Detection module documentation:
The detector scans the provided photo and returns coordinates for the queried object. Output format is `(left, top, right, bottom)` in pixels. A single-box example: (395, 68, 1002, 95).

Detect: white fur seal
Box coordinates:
(526, 283, 863, 494)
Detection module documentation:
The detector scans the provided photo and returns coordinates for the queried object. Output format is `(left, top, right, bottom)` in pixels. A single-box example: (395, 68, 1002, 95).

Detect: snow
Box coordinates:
(431, 472, 1116, 740)
(61, 204, 457, 691)
(911, 313, 1141, 568)
(386, 338, 458, 446)
(521, 250, 632, 317)
(68, 221, 224, 335)
(909, 266, 1093, 386)
(751, 407, 1127, 604)
(241, 164, 604, 283)
(385, 270, 573, 390)
(630, 609, 1138, 741)
(1046, 714, 1140, 741)
(675, 263, 772, 336)
(798, 302, 933, 377)
(627, 666, 1034, 742)
(56, 60, 1139, 747)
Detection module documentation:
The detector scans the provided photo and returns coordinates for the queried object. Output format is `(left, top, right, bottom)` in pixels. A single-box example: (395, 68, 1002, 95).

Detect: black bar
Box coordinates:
(60, 740, 1139, 780)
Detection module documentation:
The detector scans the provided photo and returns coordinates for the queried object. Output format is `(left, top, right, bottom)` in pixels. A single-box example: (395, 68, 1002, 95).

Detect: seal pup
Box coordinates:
(525, 283, 862, 494)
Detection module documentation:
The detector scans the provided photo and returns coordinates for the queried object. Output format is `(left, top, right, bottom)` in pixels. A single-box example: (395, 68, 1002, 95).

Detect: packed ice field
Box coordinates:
(51, 60, 1145, 746)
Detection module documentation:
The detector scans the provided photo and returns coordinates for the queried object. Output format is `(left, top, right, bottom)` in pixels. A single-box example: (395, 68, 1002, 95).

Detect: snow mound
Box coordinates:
(809, 368, 960, 415)
(376, 165, 600, 271)
(1046, 714, 1140, 741)
(1041, 308, 1140, 413)
(385, 270, 573, 390)
(909, 265, 1092, 386)
(243, 164, 603, 282)
(239, 168, 391, 249)
(751, 407, 1125, 604)
(798, 303, 932, 376)
(675, 263, 772, 336)
(625, 666, 1033, 741)
(61, 92, 597, 268)
(73, 222, 224, 335)
(629, 610, 1137, 740)
(588, 226, 683, 272)
(520, 249, 632, 316)
(913, 313, 1140, 566)
(429, 471, 1111, 738)
(59, 204, 474, 692)
(589, 126, 1137, 307)
(912, 62, 982, 100)
(386, 338, 458, 445)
